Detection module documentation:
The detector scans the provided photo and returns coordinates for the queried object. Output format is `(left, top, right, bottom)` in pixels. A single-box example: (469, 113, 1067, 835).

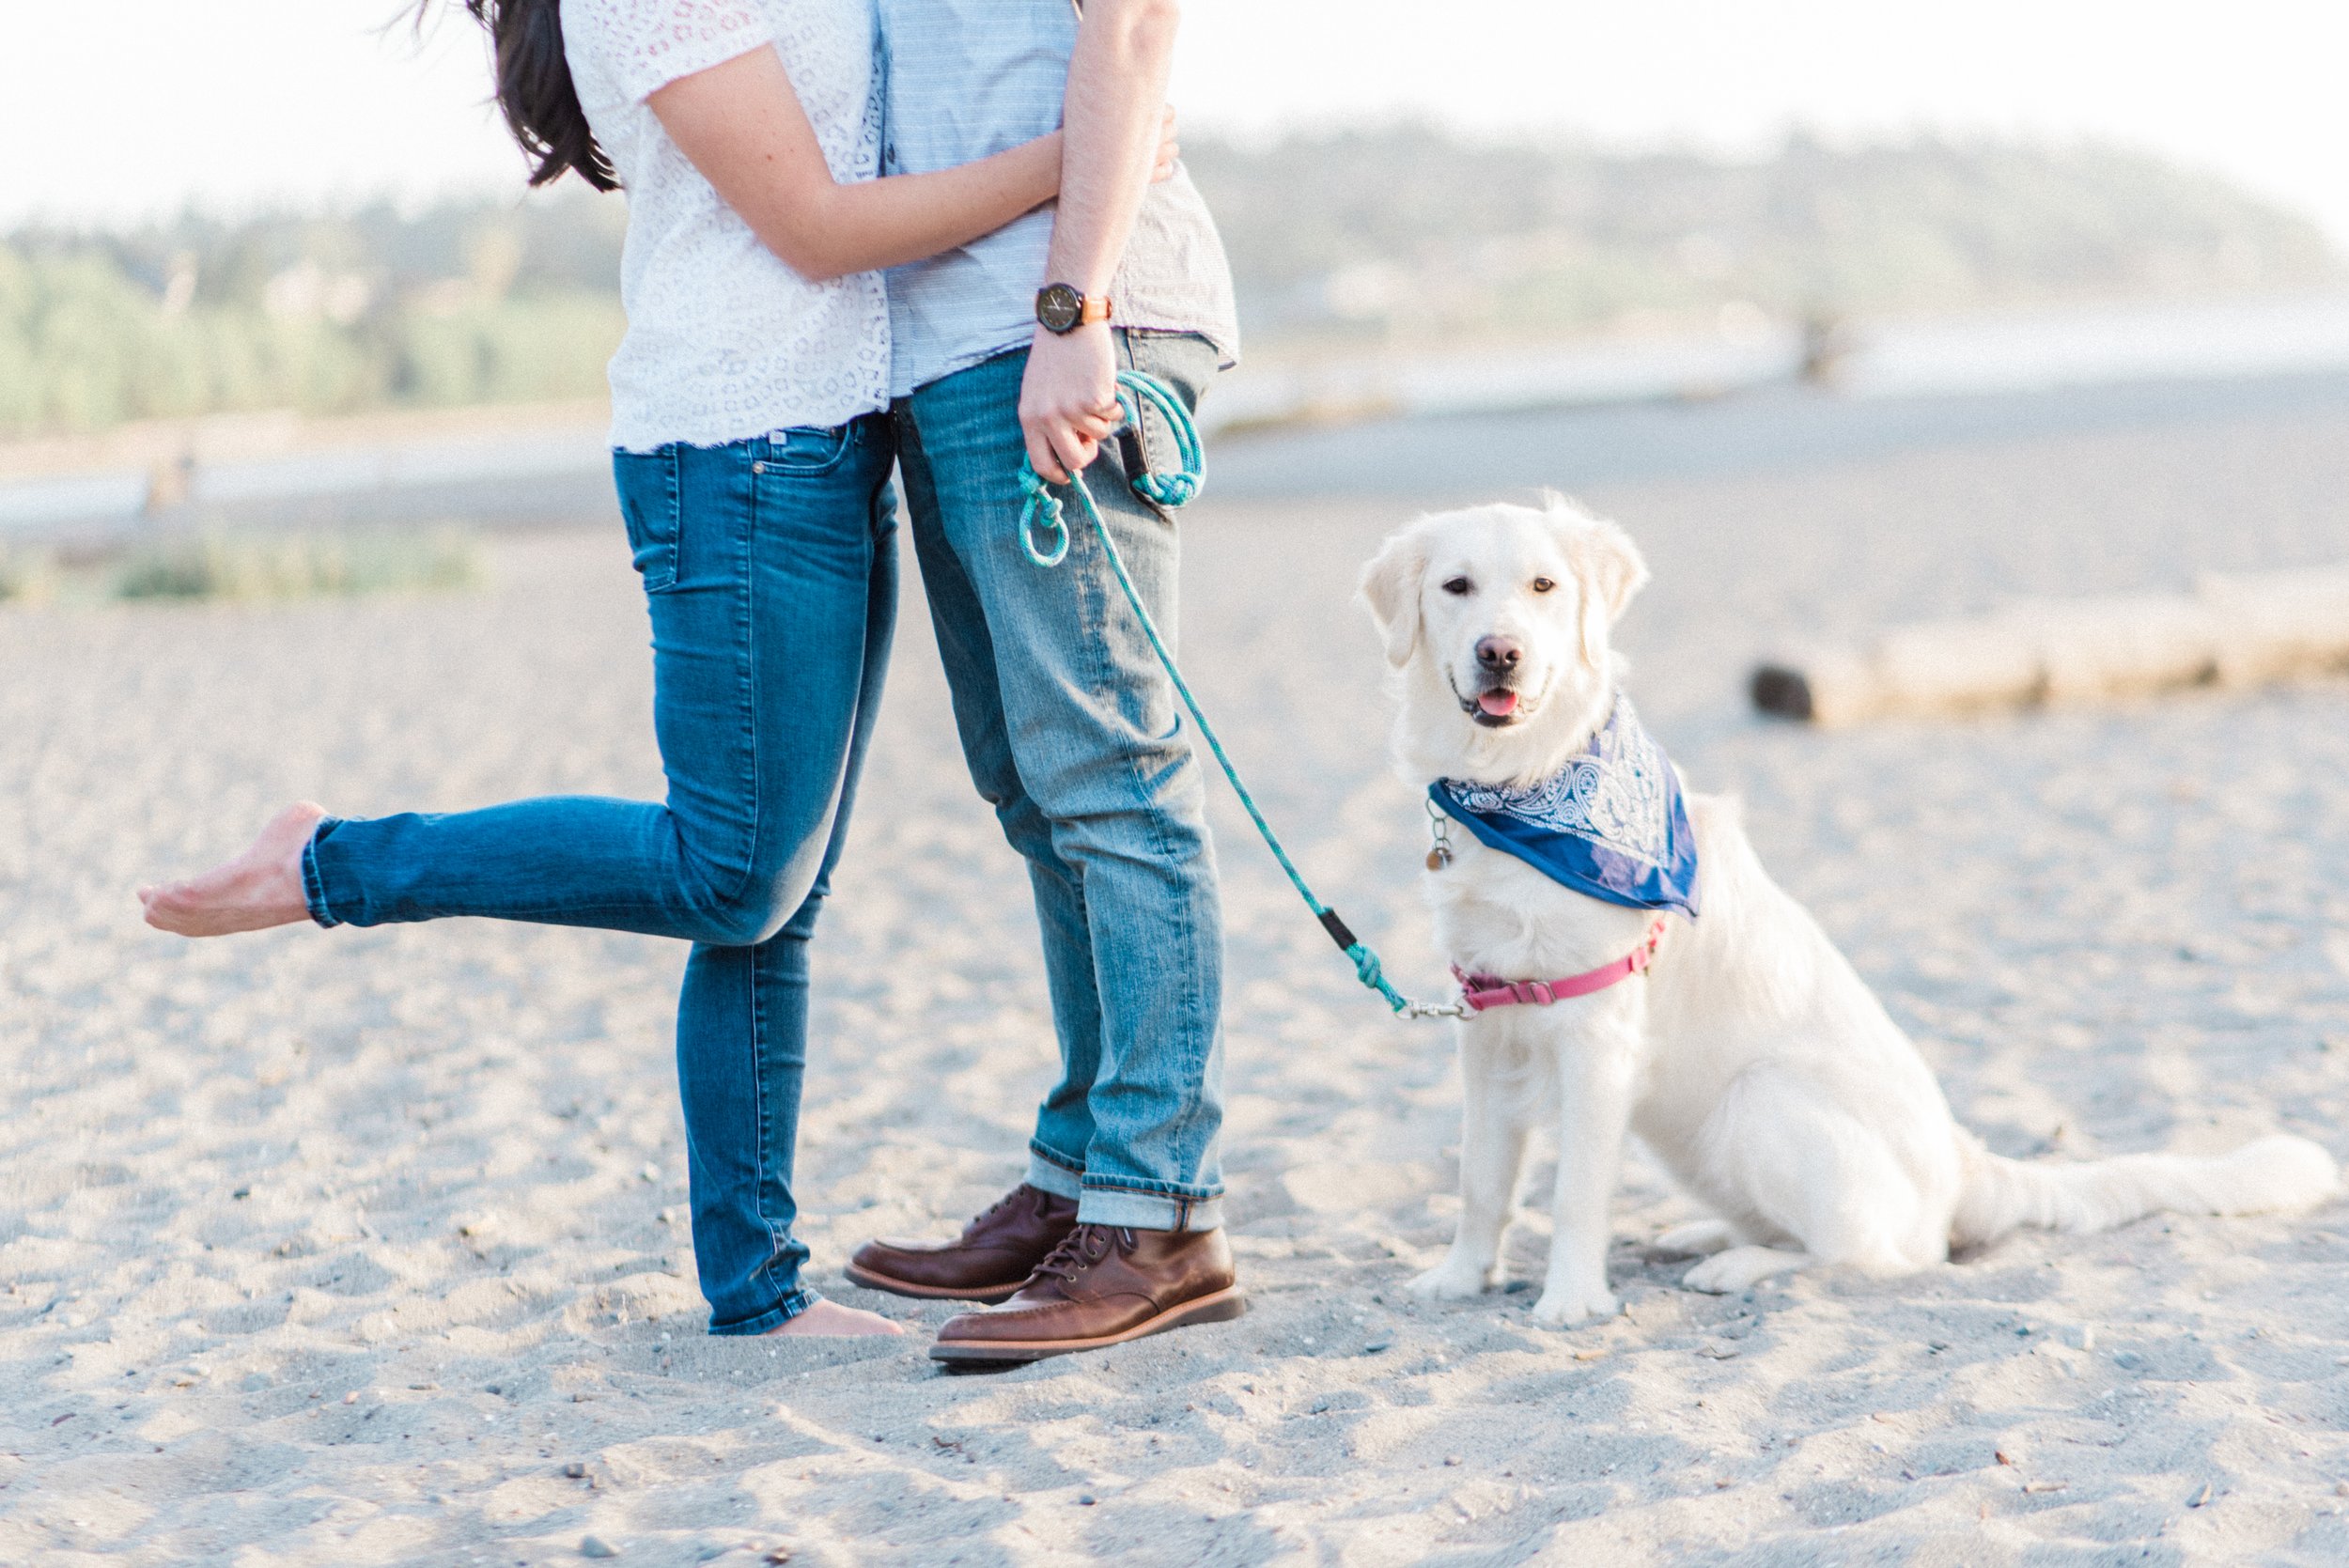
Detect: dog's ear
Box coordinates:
(1358, 528, 1429, 669)
(1561, 511, 1649, 668)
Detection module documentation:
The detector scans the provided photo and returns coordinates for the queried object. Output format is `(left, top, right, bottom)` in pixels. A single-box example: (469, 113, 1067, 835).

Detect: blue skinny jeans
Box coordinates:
(303, 416, 897, 1334)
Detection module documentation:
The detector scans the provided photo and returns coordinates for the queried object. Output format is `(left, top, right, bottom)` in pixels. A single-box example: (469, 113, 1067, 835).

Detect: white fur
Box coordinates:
(1361, 498, 2340, 1327)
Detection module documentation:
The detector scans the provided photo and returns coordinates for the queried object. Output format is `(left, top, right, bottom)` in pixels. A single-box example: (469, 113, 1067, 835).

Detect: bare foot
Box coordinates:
(140, 801, 328, 937)
(764, 1298, 905, 1338)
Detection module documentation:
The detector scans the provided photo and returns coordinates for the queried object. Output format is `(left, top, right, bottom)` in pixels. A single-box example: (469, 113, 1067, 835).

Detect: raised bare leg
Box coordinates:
(1410, 1027, 1534, 1300)
(140, 801, 326, 937)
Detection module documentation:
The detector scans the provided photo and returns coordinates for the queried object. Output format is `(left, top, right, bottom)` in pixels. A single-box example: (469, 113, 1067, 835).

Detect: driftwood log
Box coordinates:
(1751, 565, 2349, 724)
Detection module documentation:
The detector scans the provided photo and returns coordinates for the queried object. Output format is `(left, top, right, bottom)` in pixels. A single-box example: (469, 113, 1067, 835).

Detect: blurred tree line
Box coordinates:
(4, 130, 2341, 436)
(1186, 129, 2343, 346)
(0, 194, 627, 435)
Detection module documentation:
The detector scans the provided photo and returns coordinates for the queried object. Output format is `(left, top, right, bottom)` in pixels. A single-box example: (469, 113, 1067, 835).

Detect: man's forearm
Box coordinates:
(1019, 0, 1179, 483)
(1045, 0, 1180, 295)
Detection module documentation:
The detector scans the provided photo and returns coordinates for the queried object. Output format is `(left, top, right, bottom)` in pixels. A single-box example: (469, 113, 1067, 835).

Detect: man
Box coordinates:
(845, 0, 1244, 1362)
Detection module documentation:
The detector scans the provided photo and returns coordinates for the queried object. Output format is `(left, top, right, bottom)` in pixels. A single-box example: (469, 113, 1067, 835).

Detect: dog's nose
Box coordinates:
(1474, 635, 1522, 671)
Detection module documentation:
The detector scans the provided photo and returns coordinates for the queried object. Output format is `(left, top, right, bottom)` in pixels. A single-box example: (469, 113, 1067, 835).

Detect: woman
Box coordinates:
(139, 0, 1171, 1338)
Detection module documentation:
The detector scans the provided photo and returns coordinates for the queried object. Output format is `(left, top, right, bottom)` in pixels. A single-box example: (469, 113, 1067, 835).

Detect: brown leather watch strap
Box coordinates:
(1036, 282, 1113, 334)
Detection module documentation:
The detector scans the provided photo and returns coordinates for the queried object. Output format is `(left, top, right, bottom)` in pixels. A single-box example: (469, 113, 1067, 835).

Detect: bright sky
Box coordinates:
(10, 1, 2349, 238)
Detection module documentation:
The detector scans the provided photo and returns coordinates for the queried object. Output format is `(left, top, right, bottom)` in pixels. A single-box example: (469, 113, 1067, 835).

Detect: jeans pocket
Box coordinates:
(1113, 331, 1218, 517)
(770, 423, 851, 476)
(614, 446, 683, 592)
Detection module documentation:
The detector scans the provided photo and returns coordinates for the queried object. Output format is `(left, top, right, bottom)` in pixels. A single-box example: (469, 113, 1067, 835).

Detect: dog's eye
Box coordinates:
(1532, 577, 1556, 594)
(1440, 577, 1472, 596)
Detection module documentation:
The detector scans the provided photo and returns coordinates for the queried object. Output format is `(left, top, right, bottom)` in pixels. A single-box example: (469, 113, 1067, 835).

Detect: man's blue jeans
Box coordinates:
(302, 416, 898, 1334)
(894, 331, 1226, 1231)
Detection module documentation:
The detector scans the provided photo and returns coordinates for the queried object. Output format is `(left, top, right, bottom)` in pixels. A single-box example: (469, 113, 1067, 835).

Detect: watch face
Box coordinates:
(1036, 283, 1083, 334)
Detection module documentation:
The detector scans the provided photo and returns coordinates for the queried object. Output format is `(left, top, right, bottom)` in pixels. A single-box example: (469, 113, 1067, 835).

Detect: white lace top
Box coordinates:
(562, 0, 891, 452)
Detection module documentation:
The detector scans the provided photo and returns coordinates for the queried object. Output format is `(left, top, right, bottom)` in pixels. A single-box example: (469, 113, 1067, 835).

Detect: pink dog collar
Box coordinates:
(1451, 917, 1667, 1013)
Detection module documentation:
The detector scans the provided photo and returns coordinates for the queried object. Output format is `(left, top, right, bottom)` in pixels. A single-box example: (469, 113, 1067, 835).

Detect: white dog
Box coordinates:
(1360, 496, 2338, 1327)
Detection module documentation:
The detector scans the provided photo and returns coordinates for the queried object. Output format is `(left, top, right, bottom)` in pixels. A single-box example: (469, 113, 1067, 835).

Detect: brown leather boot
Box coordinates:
(845, 1183, 1079, 1304)
(928, 1222, 1245, 1364)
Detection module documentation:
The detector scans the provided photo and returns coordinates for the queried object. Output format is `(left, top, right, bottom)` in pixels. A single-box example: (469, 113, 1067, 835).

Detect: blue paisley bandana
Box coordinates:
(1430, 695, 1702, 918)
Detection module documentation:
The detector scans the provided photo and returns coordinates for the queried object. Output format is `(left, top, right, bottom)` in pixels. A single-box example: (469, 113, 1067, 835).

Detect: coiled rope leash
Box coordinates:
(1019, 370, 1468, 1020)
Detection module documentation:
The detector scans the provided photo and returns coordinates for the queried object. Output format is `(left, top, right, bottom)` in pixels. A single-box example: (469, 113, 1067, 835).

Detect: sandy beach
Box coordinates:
(9, 384, 2349, 1564)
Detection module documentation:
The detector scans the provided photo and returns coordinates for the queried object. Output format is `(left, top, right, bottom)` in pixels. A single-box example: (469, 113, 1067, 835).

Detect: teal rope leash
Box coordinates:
(1019, 370, 1467, 1021)
(1016, 370, 1202, 563)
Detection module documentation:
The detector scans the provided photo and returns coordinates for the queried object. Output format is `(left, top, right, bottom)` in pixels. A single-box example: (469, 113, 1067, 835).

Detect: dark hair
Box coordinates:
(442, 0, 617, 191)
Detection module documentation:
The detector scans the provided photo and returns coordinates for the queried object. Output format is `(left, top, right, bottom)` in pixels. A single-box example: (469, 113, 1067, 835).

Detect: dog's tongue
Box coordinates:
(1478, 690, 1518, 717)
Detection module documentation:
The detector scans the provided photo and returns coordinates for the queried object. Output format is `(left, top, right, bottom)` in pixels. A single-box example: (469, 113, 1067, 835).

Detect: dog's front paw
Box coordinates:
(1530, 1283, 1620, 1327)
(1407, 1256, 1496, 1300)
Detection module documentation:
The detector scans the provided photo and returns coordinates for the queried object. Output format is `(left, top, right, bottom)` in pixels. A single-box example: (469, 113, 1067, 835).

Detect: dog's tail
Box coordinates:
(1949, 1132, 2338, 1249)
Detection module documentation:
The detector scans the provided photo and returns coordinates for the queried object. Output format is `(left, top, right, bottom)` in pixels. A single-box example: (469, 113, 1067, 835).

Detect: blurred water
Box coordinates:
(8, 291, 2349, 536)
(1843, 292, 2349, 397)
(0, 471, 148, 533)
(1208, 291, 2349, 428)
(1209, 367, 2349, 500)
(0, 428, 614, 538)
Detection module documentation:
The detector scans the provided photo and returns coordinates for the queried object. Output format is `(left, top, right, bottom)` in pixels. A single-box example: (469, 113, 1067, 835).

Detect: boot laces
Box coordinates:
(1031, 1222, 1130, 1281)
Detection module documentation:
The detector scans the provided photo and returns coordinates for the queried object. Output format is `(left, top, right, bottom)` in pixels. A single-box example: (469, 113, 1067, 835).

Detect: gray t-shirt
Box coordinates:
(876, 0, 1240, 397)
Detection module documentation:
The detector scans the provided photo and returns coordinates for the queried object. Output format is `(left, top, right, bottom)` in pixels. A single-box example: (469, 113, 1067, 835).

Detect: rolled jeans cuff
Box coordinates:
(707, 1284, 818, 1338)
(301, 819, 344, 928)
(1076, 1184, 1223, 1233)
(1025, 1146, 1084, 1204)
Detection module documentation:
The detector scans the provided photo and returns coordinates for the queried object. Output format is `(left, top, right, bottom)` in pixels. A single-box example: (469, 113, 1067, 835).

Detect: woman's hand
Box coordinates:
(1152, 107, 1179, 182)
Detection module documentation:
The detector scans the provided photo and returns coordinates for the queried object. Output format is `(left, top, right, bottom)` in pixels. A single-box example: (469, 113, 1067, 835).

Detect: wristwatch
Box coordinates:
(1035, 283, 1112, 334)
